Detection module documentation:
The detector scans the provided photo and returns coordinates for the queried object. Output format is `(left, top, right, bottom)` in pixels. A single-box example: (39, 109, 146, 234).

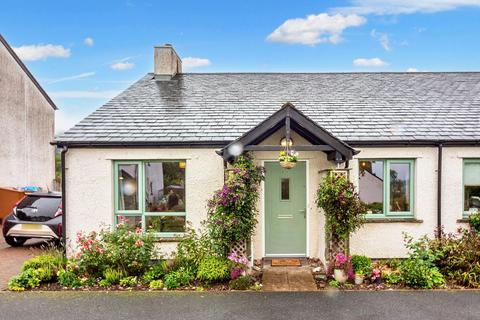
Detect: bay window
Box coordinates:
(358, 159, 414, 218)
(114, 160, 186, 236)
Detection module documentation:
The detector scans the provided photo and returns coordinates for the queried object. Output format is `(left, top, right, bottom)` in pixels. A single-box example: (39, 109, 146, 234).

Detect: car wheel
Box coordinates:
(4, 236, 27, 247)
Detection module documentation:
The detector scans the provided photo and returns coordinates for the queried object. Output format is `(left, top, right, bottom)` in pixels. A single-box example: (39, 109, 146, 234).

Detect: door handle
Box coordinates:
(299, 209, 306, 218)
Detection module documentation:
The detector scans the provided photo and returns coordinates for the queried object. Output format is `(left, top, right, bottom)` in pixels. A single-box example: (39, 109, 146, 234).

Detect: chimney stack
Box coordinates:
(154, 44, 182, 80)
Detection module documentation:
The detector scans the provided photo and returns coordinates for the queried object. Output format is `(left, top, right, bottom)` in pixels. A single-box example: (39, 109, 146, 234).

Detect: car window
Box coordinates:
(17, 196, 61, 218)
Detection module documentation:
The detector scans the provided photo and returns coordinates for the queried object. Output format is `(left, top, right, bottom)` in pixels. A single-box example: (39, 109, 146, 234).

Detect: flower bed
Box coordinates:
(7, 223, 262, 292)
(314, 226, 480, 291)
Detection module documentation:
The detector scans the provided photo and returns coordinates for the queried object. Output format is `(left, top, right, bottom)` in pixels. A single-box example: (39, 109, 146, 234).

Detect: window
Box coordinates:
(114, 160, 186, 236)
(359, 159, 414, 217)
(281, 178, 290, 200)
(464, 160, 480, 216)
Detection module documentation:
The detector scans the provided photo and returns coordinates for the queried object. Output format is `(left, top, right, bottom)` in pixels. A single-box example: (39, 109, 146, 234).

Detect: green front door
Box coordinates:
(265, 161, 307, 256)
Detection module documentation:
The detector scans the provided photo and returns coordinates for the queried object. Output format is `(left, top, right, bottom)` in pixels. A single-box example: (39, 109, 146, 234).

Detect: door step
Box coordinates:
(263, 257, 308, 267)
(271, 258, 302, 267)
(262, 267, 317, 291)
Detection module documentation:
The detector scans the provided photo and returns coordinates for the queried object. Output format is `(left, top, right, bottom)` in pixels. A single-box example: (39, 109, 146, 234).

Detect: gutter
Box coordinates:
(60, 146, 68, 253)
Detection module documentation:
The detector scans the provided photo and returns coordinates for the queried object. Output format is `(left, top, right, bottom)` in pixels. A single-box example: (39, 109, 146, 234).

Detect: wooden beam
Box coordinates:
(244, 145, 334, 151)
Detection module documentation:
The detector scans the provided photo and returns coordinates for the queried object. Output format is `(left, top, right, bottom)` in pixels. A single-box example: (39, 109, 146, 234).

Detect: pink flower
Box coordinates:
(135, 227, 142, 235)
(371, 268, 381, 280)
(134, 239, 144, 247)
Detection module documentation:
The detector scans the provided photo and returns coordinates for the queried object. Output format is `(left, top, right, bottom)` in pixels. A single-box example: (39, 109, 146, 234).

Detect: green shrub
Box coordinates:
(102, 268, 127, 286)
(351, 255, 372, 275)
(328, 279, 340, 288)
(429, 229, 480, 287)
(164, 267, 194, 290)
(383, 271, 402, 285)
(149, 280, 164, 290)
(400, 259, 444, 289)
(176, 229, 212, 267)
(399, 233, 445, 289)
(119, 276, 138, 287)
(75, 222, 155, 277)
(196, 256, 230, 283)
(143, 260, 169, 283)
(229, 275, 252, 290)
(8, 269, 41, 291)
(81, 277, 97, 287)
(57, 269, 82, 288)
(469, 212, 480, 234)
(20, 251, 65, 283)
(386, 258, 401, 270)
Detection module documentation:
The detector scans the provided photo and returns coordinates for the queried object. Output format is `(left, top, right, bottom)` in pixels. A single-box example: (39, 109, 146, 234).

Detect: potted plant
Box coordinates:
(278, 150, 298, 169)
(351, 255, 372, 285)
(332, 253, 350, 283)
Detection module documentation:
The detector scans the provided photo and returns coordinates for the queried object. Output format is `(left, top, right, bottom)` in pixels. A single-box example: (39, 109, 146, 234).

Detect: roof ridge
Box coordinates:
(170, 71, 480, 75)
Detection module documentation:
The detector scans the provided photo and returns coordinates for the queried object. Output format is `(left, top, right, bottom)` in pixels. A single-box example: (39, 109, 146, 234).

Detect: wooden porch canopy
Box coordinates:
(218, 102, 359, 163)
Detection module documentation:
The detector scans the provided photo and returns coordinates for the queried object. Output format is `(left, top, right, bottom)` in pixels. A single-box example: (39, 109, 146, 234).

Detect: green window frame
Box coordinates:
(463, 159, 480, 217)
(114, 160, 186, 237)
(358, 159, 415, 218)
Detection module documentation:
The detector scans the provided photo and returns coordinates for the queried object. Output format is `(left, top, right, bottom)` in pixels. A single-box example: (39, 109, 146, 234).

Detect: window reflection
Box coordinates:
(359, 160, 384, 214)
(118, 164, 138, 211)
(390, 163, 410, 212)
(145, 162, 186, 212)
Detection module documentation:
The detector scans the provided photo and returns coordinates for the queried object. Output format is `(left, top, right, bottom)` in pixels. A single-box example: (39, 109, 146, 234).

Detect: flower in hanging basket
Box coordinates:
(278, 150, 298, 163)
(278, 150, 298, 169)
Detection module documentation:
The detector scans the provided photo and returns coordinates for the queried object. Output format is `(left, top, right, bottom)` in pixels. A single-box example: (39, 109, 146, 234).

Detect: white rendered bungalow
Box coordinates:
(55, 44, 480, 261)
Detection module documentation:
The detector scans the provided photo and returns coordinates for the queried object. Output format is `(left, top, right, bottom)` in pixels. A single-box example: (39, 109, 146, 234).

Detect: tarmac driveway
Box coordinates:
(0, 236, 45, 290)
(0, 291, 479, 320)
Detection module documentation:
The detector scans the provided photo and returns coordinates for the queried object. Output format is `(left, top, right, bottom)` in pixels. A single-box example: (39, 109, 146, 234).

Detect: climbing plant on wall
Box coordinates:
(206, 153, 265, 257)
(316, 173, 366, 261)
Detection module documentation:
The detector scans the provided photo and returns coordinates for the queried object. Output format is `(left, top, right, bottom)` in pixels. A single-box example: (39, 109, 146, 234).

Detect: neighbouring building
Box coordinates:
(56, 44, 480, 261)
(0, 34, 56, 190)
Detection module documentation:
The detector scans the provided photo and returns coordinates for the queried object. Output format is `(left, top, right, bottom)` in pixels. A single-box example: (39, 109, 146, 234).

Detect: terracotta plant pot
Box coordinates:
(354, 274, 364, 285)
(333, 269, 348, 283)
(280, 161, 296, 169)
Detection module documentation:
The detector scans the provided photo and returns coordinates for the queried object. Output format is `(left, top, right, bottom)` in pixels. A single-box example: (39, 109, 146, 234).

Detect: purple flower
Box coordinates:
(230, 267, 244, 280)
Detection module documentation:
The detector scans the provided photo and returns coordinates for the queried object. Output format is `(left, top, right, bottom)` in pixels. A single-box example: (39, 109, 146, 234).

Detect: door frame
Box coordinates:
(262, 160, 309, 257)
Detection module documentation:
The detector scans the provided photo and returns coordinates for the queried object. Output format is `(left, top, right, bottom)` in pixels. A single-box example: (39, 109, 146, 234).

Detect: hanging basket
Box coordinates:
(280, 161, 296, 169)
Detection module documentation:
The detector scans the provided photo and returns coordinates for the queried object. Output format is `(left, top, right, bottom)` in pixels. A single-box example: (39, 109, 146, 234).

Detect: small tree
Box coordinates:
(316, 173, 366, 261)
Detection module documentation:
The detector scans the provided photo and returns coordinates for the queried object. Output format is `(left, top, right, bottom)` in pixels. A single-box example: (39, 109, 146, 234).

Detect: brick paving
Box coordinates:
(262, 267, 317, 291)
(0, 237, 45, 290)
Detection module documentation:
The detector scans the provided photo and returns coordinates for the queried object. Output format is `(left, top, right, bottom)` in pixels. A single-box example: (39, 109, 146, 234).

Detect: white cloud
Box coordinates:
(50, 90, 120, 99)
(353, 57, 388, 67)
(333, 0, 480, 15)
(406, 67, 419, 72)
(182, 57, 211, 70)
(84, 37, 94, 46)
(370, 29, 391, 51)
(110, 61, 135, 71)
(266, 13, 366, 45)
(48, 72, 95, 84)
(13, 44, 70, 61)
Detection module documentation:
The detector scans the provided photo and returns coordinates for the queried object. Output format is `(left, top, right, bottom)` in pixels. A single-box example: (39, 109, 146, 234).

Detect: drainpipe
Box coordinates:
(437, 143, 443, 238)
(60, 145, 68, 253)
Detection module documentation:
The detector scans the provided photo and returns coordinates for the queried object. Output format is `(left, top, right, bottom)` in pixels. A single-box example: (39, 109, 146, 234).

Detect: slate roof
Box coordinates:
(56, 72, 480, 146)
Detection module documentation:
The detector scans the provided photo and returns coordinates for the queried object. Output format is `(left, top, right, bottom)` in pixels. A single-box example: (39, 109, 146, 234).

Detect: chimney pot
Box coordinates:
(154, 44, 182, 80)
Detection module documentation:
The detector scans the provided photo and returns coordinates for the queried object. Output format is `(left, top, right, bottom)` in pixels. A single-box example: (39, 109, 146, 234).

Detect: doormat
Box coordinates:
(271, 259, 302, 267)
